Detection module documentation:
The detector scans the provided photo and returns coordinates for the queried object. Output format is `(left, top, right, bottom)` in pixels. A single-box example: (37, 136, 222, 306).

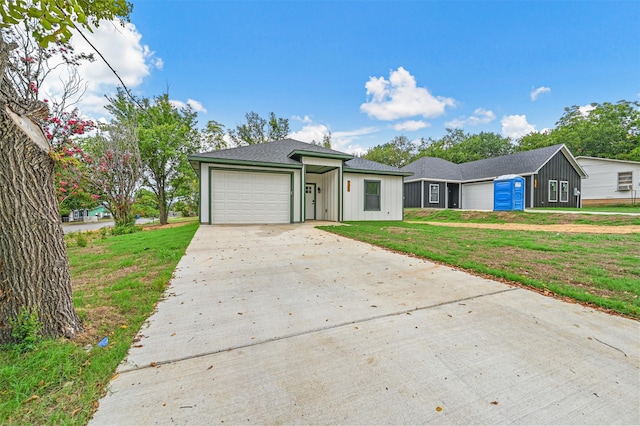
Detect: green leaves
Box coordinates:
(1, 0, 132, 47)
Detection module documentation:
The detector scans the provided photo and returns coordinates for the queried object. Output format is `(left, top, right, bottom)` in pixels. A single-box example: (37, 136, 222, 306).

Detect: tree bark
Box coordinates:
(0, 42, 83, 344)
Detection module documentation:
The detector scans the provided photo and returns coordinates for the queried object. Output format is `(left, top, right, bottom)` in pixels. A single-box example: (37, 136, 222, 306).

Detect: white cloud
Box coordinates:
(288, 116, 376, 155)
(170, 99, 206, 113)
(292, 115, 313, 124)
(578, 104, 596, 116)
(392, 120, 429, 131)
(445, 108, 496, 128)
(501, 115, 536, 139)
(289, 123, 332, 144)
(332, 128, 378, 155)
(42, 21, 161, 117)
(360, 67, 455, 121)
(187, 99, 206, 113)
(530, 86, 551, 101)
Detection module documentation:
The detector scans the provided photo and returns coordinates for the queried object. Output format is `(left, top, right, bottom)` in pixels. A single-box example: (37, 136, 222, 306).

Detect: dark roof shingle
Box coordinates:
(402, 144, 584, 181)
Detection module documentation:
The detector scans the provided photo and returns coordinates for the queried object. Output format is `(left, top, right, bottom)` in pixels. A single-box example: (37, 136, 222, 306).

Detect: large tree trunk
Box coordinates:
(0, 106, 83, 342)
(0, 36, 83, 343)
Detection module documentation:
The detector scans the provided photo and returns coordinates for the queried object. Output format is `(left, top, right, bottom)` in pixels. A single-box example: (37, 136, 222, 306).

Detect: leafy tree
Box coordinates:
(415, 129, 513, 164)
(363, 135, 415, 167)
(83, 123, 141, 227)
(517, 101, 640, 161)
(132, 188, 159, 218)
(106, 90, 201, 225)
(201, 119, 227, 151)
(0, 1, 131, 342)
(228, 111, 290, 146)
(0, 0, 131, 47)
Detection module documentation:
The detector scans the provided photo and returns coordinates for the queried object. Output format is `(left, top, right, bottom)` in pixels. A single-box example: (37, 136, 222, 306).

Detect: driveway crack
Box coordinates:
(118, 287, 519, 374)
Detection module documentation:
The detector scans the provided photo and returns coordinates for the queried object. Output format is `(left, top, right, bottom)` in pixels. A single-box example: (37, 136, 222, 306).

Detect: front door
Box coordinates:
(305, 183, 316, 220)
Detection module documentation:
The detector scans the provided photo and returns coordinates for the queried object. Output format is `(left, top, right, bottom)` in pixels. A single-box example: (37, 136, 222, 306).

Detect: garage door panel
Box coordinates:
(462, 182, 493, 210)
(211, 170, 290, 224)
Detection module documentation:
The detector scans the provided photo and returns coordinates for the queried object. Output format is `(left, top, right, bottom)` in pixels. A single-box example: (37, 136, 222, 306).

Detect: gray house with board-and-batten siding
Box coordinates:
(188, 139, 412, 225)
(401, 144, 587, 210)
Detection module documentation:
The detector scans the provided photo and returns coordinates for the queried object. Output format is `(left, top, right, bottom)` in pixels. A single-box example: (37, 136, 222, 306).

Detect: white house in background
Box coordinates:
(188, 139, 412, 224)
(576, 156, 640, 205)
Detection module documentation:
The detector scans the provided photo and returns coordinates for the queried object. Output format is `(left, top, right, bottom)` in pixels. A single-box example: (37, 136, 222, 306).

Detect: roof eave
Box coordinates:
(344, 167, 413, 176)
(288, 150, 353, 161)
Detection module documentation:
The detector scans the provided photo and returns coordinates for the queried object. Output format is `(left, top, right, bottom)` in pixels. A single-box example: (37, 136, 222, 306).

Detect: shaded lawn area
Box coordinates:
(319, 221, 640, 318)
(404, 208, 640, 226)
(0, 222, 198, 426)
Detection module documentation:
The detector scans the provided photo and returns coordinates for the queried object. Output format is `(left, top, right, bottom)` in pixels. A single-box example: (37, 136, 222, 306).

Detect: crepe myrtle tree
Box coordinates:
(0, 1, 131, 343)
(83, 123, 142, 228)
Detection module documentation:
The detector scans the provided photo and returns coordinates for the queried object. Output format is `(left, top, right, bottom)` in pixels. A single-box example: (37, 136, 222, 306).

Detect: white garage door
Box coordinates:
(211, 170, 290, 224)
(461, 181, 494, 210)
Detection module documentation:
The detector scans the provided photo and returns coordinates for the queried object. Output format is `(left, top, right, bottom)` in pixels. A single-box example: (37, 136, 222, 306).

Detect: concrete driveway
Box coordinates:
(91, 223, 640, 425)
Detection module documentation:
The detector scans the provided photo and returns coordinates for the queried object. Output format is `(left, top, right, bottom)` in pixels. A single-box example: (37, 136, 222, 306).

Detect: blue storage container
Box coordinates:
(493, 175, 525, 211)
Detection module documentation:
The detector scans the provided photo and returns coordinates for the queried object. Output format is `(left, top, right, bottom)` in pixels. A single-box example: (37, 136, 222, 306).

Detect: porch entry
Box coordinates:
(305, 183, 316, 220)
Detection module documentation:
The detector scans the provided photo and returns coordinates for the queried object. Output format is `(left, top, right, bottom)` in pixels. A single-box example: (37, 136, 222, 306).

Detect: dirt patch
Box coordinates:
(412, 221, 640, 234)
(73, 306, 126, 346)
(142, 222, 193, 231)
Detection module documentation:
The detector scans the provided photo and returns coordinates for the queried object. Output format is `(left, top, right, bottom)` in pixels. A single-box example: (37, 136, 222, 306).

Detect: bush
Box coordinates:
(111, 224, 141, 236)
(74, 232, 88, 247)
(9, 307, 42, 353)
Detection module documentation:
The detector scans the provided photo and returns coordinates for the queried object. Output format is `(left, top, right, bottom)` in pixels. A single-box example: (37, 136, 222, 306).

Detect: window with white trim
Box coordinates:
(364, 180, 381, 211)
(618, 172, 632, 191)
(560, 181, 569, 202)
(548, 180, 558, 202)
(429, 184, 439, 203)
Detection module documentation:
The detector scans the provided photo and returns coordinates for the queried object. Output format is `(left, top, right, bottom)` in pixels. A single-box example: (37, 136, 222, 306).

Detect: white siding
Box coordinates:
(343, 173, 404, 221)
(577, 157, 640, 202)
(461, 181, 493, 210)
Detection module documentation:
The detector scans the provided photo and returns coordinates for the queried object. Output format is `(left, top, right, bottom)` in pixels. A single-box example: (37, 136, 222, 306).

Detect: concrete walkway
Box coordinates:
(90, 223, 640, 425)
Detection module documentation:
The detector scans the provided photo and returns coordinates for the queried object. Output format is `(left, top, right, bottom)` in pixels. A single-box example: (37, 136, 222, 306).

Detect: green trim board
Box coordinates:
(302, 166, 306, 222)
(190, 155, 303, 170)
(207, 166, 295, 224)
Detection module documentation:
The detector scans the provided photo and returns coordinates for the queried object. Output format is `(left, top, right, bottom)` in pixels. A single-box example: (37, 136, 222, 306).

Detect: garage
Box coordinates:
(461, 181, 493, 210)
(210, 170, 291, 224)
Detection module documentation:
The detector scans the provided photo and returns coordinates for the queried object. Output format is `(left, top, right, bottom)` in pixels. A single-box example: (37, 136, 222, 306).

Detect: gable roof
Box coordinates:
(189, 138, 411, 176)
(576, 156, 640, 166)
(403, 144, 586, 182)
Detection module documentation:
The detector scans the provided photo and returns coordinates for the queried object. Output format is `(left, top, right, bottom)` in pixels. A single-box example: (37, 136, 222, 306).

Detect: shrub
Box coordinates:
(111, 224, 141, 236)
(9, 307, 42, 353)
(74, 232, 88, 247)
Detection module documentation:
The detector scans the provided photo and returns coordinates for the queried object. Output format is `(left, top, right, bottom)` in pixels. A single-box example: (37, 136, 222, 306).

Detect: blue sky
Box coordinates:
(62, 1, 639, 154)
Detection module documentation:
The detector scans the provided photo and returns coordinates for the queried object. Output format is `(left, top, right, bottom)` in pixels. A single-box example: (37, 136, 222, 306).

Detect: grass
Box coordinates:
(0, 221, 198, 425)
(404, 208, 640, 226)
(318, 221, 640, 318)
(534, 205, 640, 214)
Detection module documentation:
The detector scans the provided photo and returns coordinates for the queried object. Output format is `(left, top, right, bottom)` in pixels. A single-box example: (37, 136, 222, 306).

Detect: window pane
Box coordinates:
(364, 180, 381, 211)
(560, 181, 569, 202)
(549, 180, 558, 202)
(429, 184, 439, 203)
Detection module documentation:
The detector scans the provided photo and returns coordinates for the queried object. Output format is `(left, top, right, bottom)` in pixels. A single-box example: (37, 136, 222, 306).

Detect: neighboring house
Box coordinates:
(401, 144, 587, 210)
(576, 156, 640, 205)
(188, 139, 412, 224)
(89, 205, 112, 219)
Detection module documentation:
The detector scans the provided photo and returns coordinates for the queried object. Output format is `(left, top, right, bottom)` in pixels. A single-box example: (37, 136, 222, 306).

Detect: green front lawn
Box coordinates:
(404, 208, 640, 226)
(0, 222, 199, 425)
(319, 221, 640, 318)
